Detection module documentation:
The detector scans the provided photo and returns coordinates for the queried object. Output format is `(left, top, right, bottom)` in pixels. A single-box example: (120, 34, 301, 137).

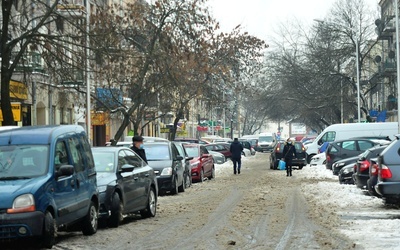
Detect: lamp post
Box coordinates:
(86, 0, 91, 143)
(395, 0, 400, 132)
(314, 19, 361, 123)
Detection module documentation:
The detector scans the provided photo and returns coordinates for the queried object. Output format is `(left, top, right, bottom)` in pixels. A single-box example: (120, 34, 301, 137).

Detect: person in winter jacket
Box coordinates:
(230, 138, 244, 174)
(130, 135, 148, 164)
(282, 138, 296, 176)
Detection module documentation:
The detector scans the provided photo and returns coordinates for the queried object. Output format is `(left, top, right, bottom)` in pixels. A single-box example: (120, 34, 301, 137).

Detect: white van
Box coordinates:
(306, 122, 398, 162)
(258, 132, 277, 152)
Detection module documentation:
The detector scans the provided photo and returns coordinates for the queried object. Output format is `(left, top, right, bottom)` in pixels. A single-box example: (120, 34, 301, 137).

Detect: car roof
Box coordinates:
(92, 147, 125, 152)
(0, 125, 85, 145)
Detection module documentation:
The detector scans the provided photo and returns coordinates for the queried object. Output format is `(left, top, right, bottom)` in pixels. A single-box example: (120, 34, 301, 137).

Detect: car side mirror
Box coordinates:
(175, 155, 184, 161)
(185, 156, 194, 161)
(56, 165, 74, 179)
(121, 164, 135, 172)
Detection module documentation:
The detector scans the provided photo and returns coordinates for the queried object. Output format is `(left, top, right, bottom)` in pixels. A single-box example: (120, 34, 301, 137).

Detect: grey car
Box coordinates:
(172, 141, 194, 188)
(209, 150, 226, 164)
(376, 135, 400, 204)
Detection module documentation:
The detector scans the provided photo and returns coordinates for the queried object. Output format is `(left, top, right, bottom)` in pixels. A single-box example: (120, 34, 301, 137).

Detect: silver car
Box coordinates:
(209, 150, 226, 164)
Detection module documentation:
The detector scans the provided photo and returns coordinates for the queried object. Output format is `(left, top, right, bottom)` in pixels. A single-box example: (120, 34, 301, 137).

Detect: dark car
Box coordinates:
(354, 145, 387, 189)
(204, 143, 232, 159)
(338, 164, 355, 185)
(376, 136, 400, 204)
(183, 144, 215, 182)
(325, 139, 377, 170)
(92, 147, 158, 227)
(332, 156, 359, 176)
(0, 126, 99, 248)
(143, 142, 185, 195)
(269, 141, 307, 170)
(239, 139, 256, 155)
(173, 142, 194, 188)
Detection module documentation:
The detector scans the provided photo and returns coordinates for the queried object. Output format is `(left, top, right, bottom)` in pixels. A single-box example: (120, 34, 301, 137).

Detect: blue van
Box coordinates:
(0, 125, 99, 248)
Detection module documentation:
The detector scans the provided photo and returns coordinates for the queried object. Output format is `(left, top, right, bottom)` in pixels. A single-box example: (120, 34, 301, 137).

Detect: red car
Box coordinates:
(204, 143, 232, 159)
(183, 144, 215, 182)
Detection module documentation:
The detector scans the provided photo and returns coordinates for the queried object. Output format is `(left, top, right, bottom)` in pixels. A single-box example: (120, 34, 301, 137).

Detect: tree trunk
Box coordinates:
(112, 114, 131, 145)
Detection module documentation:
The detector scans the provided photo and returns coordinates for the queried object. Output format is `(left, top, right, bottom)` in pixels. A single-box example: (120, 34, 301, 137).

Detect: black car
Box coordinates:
(354, 145, 387, 189)
(92, 147, 158, 227)
(269, 141, 307, 170)
(143, 142, 185, 195)
(338, 164, 355, 185)
(239, 139, 256, 155)
(173, 141, 194, 189)
(332, 156, 359, 176)
(325, 139, 377, 170)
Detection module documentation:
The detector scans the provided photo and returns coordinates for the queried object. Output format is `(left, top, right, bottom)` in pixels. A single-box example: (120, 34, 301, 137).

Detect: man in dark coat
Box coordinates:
(282, 138, 296, 176)
(130, 135, 148, 163)
(230, 138, 244, 174)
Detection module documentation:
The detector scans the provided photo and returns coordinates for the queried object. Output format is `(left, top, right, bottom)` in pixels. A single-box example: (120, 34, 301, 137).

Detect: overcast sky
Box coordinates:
(208, 0, 380, 42)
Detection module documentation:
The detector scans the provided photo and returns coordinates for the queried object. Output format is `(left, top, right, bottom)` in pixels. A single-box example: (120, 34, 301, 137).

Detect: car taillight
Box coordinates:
(326, 154, 331, 162)
(302, 146, 305, 151)
(360, 160, 370, 172)
(371, 163, 379, 176)
(276, 147, 280, 152)
(379, 165, 392, 179)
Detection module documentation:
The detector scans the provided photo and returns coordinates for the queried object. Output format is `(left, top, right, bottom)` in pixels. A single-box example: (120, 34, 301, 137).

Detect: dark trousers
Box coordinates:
(285, 159, 292, 176)
(232, 157, 241, 173)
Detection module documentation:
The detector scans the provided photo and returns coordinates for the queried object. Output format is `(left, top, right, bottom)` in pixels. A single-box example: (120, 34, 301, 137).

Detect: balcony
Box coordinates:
(380, 61, 396, 76)
(60, 68, 84, 86)
(57, 0, 86, 18)
(13, 51, 44, 72)
(376, 17, 395, 40)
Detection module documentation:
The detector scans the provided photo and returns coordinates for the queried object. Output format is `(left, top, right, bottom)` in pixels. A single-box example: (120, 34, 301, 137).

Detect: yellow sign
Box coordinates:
(160, 128, 171, 133)
(177, 131, 188, 136)
(0, 103, 22, 122)
(91, 112, 108, 126)
(10, 80, 28, 100)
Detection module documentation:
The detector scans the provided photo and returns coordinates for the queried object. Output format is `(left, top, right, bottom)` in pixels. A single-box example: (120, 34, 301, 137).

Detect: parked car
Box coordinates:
(258, 132, 277, 152)
(354, 145, 387, 189)
(173, 138, 209, 144)
(367, 158, 380, 197)
(239, 138, 258, 155)
(375, 136, 400, 204)
(92, 147, 158, 227)
(310, 152, 326, 166)
(269, 141, 307, 170)
(325, 139, 377, 170)
(240, 136, 260, 151)
(338, 164, 355, 185)
(208, 151, 226, 164)
(183, 144, 215, 182)
(204, 143, 231, 159)
(332, 156, 359, 176)
(239, 140, 255, 156)
(0, 125, 99, 248)
(142, 142, 185, 195)
(173, 142, 194, 188)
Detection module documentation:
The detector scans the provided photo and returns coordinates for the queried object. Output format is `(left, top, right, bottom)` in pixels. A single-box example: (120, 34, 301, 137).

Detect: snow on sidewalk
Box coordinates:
(299, 164, 400, 249)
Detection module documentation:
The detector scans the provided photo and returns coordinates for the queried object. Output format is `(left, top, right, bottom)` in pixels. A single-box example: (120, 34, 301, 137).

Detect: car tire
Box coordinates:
(42, 211, 56, 249)
(307, 154, 315, 164)
(367, 179, 380, 197)
(269, 160, 273, 169)
(141, 187, 157, 218)
(81, 201, 98, 236)
(200, 169, 204, 182)
(108, 192, 123, 228)
(185, 171, 192, 188)
(171, 176, 179, 195)
(208, 166, 215, 180)
(178, 175, 185, 193)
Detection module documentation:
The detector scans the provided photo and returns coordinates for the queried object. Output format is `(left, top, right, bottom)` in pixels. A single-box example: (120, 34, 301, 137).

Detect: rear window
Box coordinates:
(143, 144, 171, 161)
(184, 146, 200, 158)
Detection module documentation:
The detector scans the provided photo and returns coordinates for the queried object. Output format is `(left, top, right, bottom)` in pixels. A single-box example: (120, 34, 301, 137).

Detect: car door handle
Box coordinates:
(145, 174, 149, 177)
(134, 177, 139, 181)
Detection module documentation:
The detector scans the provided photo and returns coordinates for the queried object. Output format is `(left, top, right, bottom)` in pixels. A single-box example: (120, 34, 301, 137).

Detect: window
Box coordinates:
(67, 137, 84, 172)
(176, 144, 186, 157)
(124, 150, 144, 168)
(118, 150, 127, 170)
(200, 146, 209, 155)
(184, 146, 199, 158)
(342, 141, 356, 151)
(358, 140, 375, 151)
(55, 140, 69, 172)
(80, 135, 95, 169)
(93, 152, 115, 172)
(171, 144, 180, 159)
(320, 132, 336, 143)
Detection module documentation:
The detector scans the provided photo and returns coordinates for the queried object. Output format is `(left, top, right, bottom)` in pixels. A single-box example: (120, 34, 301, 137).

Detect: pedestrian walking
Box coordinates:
(230, 138, 243, 174)
(282, 138, 296, 177)
(130, 135, 148, 163)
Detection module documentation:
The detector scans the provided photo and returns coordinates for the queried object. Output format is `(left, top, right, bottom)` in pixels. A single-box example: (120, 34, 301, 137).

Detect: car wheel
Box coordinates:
(208, 166, 215, 180)
(81, 201, 98, 235)
(171, 176, 179, 195)
(298, 165, 303, 170)
(269, 159, 273, 169)
(338, 174, 344, 184)
(42, 211, 57, 249)
(141, 187, 157, 218)
(307, 154, 315, 164)
(178, 174, 185, 193)
(367, 179, 380, 197)
(108, 192, 123, 228)
(200, 169, 204, 182)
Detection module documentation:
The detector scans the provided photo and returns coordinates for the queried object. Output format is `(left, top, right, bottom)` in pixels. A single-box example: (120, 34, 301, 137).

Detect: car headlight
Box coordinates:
(343, 169, 350, 174)
(161, 167, 173, 176)
(7, 194, 35, 214)
(338, 163, 346, 167)
(98, 185, 107, 193)
(191, 162, 199, 168)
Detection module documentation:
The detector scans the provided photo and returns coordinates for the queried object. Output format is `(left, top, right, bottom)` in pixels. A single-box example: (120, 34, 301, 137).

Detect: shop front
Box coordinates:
(0, 80, 30, 126)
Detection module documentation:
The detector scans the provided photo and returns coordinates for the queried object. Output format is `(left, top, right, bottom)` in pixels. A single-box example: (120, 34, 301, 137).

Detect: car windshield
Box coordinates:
(0, 145, 48, 179)
(184, 146, 199, 158)
(259, 136, 273, 143)
(93, 152, 115, 172)
(143, 144, 171, 161)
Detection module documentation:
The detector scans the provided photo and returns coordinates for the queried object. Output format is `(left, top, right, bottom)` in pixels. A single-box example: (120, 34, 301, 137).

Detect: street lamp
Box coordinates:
(395, 0, 400, 133)
(86, 0, 91, 143)
(314, 19, 361, 123)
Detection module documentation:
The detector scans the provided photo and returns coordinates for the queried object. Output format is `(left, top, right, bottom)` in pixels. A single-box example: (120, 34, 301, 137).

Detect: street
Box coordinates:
(29, 153, 357, 250)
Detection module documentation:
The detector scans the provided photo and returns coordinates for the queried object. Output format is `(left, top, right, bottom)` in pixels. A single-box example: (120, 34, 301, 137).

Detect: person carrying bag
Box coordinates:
(282, 138, 296, 177)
